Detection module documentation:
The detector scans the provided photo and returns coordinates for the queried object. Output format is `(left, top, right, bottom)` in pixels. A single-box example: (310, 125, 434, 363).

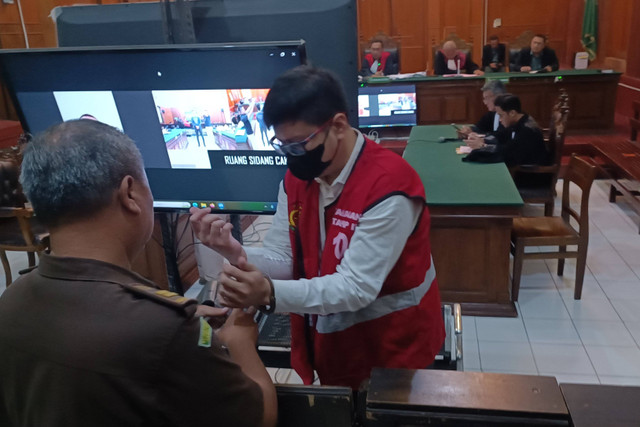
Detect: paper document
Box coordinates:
(387, 72, 427, 80)
(456, 146, 472, 154)
(443, 74, 477, 78)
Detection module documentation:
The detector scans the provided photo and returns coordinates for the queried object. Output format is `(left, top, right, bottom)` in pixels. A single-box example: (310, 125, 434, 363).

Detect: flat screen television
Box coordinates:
(53, 0, 359, 127)
(0, 41, 306, 214)
(358, 84, 417, 129)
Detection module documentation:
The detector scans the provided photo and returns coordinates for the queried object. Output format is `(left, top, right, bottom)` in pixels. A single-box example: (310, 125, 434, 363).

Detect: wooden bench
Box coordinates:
(590, 140, 640, 232)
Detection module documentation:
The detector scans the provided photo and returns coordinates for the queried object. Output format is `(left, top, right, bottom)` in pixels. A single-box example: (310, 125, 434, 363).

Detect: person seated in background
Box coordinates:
(513, 34, 559, 73)
(482, 35, 506, 73)
(0, 120, 277, 427)
(458, 80, 507, 140)
(360, 39, 397, 77)
(434, 41, 484, 76)
(465, 93, 548, 168)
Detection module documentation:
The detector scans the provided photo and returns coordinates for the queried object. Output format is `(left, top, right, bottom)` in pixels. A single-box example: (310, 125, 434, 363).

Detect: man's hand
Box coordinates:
(189, 207, 246, 265)
(195, 304, 229, 329)
(474, 70, 485, 76)
(465, 133, 487, 150)
(373, 70, 384, 77)
(216, 307, 259, 347)
(544, 66, 553, 72)
(458, 125, 472, 138)
(520, 66, 532, 72)
(218, 257, 271, 309)
(490, 63, 498, 70)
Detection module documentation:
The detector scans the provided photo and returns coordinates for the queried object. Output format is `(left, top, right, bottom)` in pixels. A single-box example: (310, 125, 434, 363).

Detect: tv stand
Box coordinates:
(159, 213, 183, 294)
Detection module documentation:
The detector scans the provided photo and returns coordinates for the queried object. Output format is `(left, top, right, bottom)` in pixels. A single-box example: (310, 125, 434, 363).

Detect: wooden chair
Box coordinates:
(510, 90, 570, 216)
(0, 143, 49, 287)
(510, 155, 598, 301)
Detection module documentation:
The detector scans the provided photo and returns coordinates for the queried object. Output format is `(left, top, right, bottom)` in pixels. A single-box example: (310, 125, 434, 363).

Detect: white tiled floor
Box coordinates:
(463, 179, 640, 386)
(1, 179, 639, 387)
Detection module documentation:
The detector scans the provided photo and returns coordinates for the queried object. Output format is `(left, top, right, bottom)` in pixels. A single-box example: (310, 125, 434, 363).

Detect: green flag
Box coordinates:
(581, 0, 598, 61)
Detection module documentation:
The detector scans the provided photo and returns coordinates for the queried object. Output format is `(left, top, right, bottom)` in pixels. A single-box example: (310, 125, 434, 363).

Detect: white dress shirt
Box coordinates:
(245, 130, 423, 315)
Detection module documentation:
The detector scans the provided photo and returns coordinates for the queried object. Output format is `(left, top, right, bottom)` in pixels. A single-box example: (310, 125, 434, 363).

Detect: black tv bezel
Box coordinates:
(0, 41, 307, 215)
(0, 40, 307, 135)
(357, 83, 418, 130)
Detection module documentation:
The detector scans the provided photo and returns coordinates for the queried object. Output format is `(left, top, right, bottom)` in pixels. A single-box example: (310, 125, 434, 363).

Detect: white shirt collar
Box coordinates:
(315, 128, 364, 206)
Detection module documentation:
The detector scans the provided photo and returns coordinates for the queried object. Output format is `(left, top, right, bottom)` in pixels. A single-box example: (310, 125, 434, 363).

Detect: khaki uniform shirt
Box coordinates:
(0, 254, 262, 427)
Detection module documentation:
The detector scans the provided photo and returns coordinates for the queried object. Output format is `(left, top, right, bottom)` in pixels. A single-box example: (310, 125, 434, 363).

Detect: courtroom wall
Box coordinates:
(1, 0, 639, 119)
(357, 0, 634, 74)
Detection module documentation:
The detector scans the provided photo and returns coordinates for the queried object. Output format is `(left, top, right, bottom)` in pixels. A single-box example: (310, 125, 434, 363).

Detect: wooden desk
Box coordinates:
(366, 368, 570, 426)
(404, 126, 523, 316)
(591, 140, 640, 232)
(366, 70, 620, 131)
(560, 383, 640, 427)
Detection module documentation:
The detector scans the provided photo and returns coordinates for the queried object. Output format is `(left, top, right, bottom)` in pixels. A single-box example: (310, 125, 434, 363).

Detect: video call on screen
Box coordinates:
(358, 84, 417, 129)
(2, 44, 305, 212)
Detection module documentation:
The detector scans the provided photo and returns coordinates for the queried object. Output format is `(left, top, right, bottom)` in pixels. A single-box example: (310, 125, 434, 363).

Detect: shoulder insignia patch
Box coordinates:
(119, 282, 197, 314)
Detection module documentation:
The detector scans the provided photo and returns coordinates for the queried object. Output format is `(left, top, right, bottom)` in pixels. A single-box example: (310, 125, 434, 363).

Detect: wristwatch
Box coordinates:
(259, 275, 276, 314)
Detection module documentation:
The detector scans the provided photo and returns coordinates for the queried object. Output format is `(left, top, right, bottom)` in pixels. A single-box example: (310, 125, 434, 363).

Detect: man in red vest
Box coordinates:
(190, 66, 445, 390)
(360, 39, 397, 77)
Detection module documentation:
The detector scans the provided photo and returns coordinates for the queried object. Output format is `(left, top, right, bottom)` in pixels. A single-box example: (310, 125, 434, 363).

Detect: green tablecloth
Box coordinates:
(404, 126, 523, 206)
(163, 129, 185, 143)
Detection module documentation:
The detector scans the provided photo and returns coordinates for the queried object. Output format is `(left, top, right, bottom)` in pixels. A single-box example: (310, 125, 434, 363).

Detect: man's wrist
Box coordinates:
(259, 275, 276, 314)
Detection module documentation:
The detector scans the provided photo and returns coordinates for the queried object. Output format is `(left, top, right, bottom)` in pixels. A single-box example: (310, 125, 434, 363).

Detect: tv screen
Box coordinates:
(0, 42, 306, 214)
(53, 0, 359, 127)
(358, 84, 417, 129)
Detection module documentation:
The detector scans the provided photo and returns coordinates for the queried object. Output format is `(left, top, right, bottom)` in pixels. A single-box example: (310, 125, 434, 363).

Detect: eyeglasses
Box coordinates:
(269, 119, 333, 156)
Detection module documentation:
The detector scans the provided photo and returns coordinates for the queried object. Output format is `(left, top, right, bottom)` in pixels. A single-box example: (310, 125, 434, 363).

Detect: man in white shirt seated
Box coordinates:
(190, 65, 445, 390)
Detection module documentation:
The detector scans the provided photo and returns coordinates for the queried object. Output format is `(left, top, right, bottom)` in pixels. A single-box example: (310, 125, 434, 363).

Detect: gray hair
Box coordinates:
(20, 119, 145, 228)
(481, 80, 506, 95)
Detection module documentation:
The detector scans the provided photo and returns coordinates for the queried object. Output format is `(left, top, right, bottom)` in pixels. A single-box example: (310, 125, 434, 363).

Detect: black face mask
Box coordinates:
(287, 143, 331, 181)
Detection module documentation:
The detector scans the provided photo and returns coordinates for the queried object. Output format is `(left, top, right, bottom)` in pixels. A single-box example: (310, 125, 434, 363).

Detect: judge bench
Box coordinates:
(365, 69, 620, 132)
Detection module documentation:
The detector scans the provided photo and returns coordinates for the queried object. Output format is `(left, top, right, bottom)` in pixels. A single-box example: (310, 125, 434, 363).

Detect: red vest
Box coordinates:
(365, 51, 391, 74)
(284, 138, 445, 389)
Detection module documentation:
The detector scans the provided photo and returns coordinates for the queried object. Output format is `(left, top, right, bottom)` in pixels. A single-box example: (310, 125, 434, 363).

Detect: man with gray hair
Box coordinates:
(459, 79, 507, 140)
(0, 119, 276, 427)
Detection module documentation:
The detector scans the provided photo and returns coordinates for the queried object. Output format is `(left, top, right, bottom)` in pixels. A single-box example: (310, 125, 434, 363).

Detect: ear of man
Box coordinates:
(332, 112, 350, 138)
(117, 175, 144, 215)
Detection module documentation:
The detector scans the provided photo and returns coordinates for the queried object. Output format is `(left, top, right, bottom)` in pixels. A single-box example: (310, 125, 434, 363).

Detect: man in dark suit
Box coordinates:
(465, 94, 549, 168)
(514, 34, 559, 73)
(482, 35, 506, 72)
(360, 39, 398, 77)
(434, 40, 483, 76)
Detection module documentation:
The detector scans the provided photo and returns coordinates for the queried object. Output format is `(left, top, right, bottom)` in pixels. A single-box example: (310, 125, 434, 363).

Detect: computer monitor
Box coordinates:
(358, 84, 417, 129)
(0, 42, 306, 214)
(53, 0, 359, 127)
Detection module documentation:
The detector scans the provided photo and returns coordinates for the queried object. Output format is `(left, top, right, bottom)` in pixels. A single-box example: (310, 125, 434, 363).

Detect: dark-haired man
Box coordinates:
(514, 34, 559, 73)
(0, 120, 276, 427)
(482, 35, 506, 72)
(190, 65, 445, 390)
(360, 39, 398, 77)
(466, 93, 548, 167)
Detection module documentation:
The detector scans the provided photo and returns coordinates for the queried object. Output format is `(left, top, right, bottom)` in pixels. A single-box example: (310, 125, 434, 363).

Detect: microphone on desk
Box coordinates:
(438, 136, 460, 143)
